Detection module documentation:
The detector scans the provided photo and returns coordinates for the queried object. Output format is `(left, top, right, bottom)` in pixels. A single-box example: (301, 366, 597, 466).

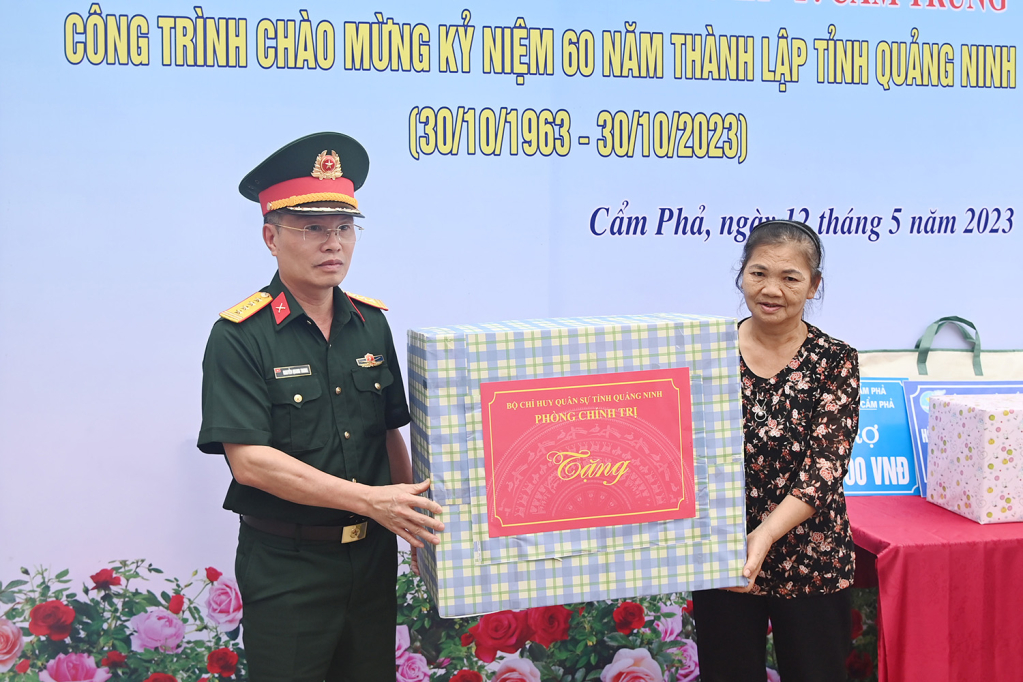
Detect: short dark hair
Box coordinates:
(263, 209, 285, 228)
(734, 220, 824, 296)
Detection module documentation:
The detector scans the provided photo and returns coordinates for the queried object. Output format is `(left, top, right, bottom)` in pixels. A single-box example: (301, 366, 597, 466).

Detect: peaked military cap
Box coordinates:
(239, 132, 370, 217)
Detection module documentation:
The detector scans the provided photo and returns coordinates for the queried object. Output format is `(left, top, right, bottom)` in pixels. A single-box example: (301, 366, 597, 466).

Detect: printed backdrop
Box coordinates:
(0, 1, 1018, 678)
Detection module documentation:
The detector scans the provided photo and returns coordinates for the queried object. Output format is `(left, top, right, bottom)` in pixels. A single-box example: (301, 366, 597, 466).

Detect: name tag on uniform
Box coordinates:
(274, 364, 312, 379)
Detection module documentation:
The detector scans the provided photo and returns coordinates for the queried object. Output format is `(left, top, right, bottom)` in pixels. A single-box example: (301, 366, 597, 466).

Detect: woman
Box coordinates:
(692, 220, 860, 682)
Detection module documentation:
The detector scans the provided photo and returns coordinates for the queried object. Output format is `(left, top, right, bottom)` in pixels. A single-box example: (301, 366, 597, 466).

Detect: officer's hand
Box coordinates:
(365, 479, 445, 548)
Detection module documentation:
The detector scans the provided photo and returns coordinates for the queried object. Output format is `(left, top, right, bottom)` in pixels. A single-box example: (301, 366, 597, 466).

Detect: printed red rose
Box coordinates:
(612, 601, 645, 635)
(850, 609, 863, 640)
(89, 568, 122, 591)
(207, 647, 239, 676)
(205, 567, 223, 582)
(460, 632, 474, 647)
(450, 671, 483, 682)
(28, 600, 76, 640)
(680, 599, 693, 615)
(168, 594, 185, 615)
(526, 605, 573, 647)
(467, 610, 532, 663)
(144, 674, 178, 682)
(15, 659, 30, 674)
(846, 650, 874, 679)
(100, 650, 128, 668)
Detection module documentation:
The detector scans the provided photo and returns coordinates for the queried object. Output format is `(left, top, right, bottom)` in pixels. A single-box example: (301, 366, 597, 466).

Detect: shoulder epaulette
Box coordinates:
(345, 292, 388, 310)
(220, 291, 273, 323)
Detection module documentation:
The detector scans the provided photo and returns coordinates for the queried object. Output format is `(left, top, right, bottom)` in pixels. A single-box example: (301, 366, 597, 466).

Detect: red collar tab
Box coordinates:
(271, 292, 291, 325)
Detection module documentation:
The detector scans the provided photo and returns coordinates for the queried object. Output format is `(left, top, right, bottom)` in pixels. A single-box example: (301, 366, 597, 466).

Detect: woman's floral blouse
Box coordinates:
(740, 321, 860, 597)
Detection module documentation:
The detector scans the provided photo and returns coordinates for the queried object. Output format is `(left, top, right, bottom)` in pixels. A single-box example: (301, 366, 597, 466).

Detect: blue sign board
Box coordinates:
(903, 380, 1023, 499)
(844, 379, 918, 496)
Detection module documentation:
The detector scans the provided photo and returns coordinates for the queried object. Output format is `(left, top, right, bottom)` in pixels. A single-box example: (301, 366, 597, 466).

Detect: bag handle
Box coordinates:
(914, 316, 984, 376)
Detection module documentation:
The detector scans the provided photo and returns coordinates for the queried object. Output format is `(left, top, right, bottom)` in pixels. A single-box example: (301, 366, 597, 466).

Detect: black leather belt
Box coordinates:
(241, 515, 371, 543)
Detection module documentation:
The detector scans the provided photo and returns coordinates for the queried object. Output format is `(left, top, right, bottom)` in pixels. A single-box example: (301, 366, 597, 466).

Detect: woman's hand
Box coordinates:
(726, 525, 776, 593)
(725, 494, 815, 593)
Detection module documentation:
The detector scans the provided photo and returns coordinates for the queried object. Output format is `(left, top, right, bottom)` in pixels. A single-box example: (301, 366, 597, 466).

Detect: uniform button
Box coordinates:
(351, 478, 357, 483)
(335, 386, 342, 395)
(344, 431, 351, 439)
(293, 394, 303, 403)
(374, 382, 382, 390)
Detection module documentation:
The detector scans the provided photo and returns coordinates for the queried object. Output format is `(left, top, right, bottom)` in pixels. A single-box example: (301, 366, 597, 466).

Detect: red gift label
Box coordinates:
(480, 368, 696, 537)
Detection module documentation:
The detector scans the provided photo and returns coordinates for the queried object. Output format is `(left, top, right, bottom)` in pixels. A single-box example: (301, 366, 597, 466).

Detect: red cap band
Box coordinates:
(258, 176, 357, 215)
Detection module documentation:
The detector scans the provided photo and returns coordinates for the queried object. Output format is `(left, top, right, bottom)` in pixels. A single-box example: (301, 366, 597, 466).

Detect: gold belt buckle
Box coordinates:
(341, 521, 368, 544)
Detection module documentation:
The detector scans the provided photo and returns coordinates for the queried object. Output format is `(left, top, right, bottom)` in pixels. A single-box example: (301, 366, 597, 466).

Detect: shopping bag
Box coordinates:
(859, 316, 1023, 380)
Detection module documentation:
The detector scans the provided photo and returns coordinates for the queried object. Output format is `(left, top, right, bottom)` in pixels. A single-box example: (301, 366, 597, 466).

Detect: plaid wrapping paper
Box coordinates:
(408, 314, 745, 617)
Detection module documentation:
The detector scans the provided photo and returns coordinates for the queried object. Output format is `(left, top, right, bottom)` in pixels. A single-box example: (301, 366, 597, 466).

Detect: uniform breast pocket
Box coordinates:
(351, 365, 394, 435)
(266, 376, 329, 454)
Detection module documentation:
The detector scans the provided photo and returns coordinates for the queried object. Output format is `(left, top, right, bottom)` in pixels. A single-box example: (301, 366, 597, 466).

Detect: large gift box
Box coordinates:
(408, 314, 746, 617)
(927, 394, 1023, 524)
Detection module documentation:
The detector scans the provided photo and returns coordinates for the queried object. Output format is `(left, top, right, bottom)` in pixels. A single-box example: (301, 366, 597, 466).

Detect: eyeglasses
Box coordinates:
(272, 222, 363, 244)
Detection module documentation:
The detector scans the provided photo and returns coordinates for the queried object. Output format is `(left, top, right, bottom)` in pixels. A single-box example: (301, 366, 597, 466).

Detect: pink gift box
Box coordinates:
(927, 394, 1023, 524)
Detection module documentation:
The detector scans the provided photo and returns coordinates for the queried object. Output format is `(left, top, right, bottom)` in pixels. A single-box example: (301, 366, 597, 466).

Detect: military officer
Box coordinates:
(198, 132, 443, 681)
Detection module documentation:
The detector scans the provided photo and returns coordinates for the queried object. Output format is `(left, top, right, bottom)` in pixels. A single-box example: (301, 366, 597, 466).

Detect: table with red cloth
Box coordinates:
(847, 496, 1023, 682)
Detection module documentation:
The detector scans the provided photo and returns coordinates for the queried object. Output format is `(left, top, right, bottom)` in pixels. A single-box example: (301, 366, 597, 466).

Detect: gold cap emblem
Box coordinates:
(311, 150, 344, 180)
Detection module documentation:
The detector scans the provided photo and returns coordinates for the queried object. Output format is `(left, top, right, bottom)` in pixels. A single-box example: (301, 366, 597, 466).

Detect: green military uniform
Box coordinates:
(198, 132, 409, 681)
(198, 274, 410, 680)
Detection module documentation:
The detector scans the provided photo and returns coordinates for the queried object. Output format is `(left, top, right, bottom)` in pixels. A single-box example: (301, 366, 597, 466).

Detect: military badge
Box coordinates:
(311, 150, 344, 180)
(356, 353, 384, 368)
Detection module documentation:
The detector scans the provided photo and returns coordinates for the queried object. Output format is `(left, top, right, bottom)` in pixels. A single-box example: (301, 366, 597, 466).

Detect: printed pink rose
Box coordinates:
(395, 624, 411, 657)
(205, 578, 243, 631)
(89, 569, 121, 592)
(766, 668, 781, 682)
(526, 605, 573, 647)
(612, 601, 646, 635)
(653, 603, 683, 644)
(129, 608, 185, 653)
(600, 648, 662, 682)
(205, 567, 223, 582)
(0, 617, 25, 672)
(467, 610, 531, 663)
(38, 653, 111, 682)
(167, 594, 185, 615)
(28, 600, 75, 640)
(395, 651, 430, 682)
(673, 639, 699, 682)
(492, 658, 542, 682)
